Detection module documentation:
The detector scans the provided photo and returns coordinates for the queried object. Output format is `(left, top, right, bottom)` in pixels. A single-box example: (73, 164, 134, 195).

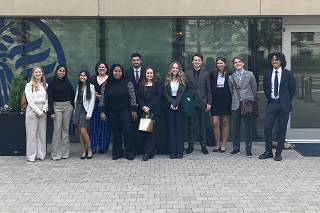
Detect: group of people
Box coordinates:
(24, 51, 295, 162)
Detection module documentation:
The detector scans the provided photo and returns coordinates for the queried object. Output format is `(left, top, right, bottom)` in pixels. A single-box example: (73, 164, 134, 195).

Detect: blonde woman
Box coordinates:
(25, 67, 48, 162)
(163, 61, 187, 159)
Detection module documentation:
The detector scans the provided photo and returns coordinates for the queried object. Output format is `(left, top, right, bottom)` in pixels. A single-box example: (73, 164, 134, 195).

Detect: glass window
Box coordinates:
(182, 19, 250, 72)
(105, 19, 174, 77)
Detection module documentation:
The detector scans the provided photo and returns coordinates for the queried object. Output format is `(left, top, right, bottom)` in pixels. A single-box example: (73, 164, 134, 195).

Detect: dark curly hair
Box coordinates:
(267, 52, 287, 69)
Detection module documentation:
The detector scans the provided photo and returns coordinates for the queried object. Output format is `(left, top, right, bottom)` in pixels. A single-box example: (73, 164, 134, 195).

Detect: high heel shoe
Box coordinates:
(213, 147, 221, 152)
(219, 149, 226, 153)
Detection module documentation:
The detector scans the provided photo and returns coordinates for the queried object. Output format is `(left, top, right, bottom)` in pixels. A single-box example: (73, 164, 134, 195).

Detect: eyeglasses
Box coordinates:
(216, 57, 225, 60)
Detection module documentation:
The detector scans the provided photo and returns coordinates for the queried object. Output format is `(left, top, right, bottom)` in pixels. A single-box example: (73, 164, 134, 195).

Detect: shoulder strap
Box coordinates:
(231, 74, 242, 101)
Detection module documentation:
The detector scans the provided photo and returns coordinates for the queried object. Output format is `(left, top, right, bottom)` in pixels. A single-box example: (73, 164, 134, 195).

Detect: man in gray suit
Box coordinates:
(229, 56, 257, 158)
(185, 53, 212, 154)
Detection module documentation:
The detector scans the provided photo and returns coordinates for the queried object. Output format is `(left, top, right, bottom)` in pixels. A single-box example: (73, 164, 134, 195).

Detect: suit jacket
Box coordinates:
(263, 68, 296, 112)
(163, 81, 186, 108)
(209, 71, 232, 109)
(185, 69, 212, 108)
(124, 67, 145, 92)
(229, 70, 257, 111)
(137, 81, 163, 115)
(74, 84, 96, 117)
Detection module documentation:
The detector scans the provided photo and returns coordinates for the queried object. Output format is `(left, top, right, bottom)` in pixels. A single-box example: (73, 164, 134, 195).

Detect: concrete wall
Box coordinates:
(1, 0, 320, 17)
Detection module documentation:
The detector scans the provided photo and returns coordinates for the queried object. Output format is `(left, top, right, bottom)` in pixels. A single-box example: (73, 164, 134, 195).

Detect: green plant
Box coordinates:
(7, 75, 27, 112)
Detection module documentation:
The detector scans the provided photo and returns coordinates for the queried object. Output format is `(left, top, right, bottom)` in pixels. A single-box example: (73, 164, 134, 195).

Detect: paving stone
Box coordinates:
(0, 142, 320, 213)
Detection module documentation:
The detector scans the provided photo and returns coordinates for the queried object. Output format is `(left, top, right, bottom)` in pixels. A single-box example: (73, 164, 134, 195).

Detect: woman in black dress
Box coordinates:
(137, 67, 163, 161)
(210, 57, 232, 153)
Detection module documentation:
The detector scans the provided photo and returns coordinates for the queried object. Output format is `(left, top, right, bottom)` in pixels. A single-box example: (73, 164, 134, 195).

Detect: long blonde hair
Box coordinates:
(164, 61, 187, 86)
(31, 66, 47, 92)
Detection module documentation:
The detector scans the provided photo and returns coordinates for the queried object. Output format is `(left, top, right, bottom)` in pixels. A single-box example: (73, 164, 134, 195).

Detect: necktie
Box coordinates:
(238, 73, 242, 82)
(135, 70, 139, 84)
(274, 71, 279, 97)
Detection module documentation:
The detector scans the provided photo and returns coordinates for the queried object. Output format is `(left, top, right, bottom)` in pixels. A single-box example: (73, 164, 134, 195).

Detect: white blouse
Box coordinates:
(170, 81, 179, 96)
(25, 82, 48, 115)
(217, 73, 225, 88)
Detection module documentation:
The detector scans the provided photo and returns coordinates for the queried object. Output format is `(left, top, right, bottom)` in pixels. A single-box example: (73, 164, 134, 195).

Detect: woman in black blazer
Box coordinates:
(163, 61, 187, 159)
(137, 67, 163, 161)
(210, 57, 232, 153)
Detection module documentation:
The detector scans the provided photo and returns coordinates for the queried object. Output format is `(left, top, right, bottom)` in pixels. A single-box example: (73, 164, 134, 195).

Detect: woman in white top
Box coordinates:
(25, 67, 48, 162)
(73, 70, 96, 159)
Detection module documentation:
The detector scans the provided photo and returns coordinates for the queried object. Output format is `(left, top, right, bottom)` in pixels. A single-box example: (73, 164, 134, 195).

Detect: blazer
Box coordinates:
(74, 84, 96, 117)
(185, 69, 212, 108)
(263, 68, 296, 112)
(229, 70, 257, 111)
(137, 81, 163, 115)
(209, 71, 232, 109)
(163, 81, 186, 108)
(124, 67, 145, 91)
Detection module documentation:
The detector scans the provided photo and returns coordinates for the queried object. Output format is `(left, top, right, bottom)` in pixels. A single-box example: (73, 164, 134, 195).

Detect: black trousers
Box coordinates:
(109, 109, 135, 159)
(141, 115, 159, 155)
(231, 106, 254, 151)
(188, 104, 206, 147)
(166, 105, 186, 154)
(264, 99, 290, 154)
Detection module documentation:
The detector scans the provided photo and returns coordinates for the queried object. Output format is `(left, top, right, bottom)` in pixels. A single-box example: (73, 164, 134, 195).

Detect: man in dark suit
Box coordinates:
(259, 52, 296, 161)
(124, 53, 145, 154)
(185, 53, 212, 154)
(124, 53, 145, 91)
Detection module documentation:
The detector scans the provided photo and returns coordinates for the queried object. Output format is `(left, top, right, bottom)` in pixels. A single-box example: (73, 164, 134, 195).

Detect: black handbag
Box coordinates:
(240, 100, 259, 119)
(231, 75, 259, 119)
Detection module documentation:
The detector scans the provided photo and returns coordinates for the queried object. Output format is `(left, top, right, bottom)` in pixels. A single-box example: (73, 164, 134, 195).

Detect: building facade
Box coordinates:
(1, 0, 320, 144)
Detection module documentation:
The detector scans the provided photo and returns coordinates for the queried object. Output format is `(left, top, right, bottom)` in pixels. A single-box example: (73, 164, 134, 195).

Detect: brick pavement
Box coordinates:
(1, 142, 320, 213)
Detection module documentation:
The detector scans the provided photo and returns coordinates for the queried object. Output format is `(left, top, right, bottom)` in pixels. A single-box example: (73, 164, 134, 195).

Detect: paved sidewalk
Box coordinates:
(1, 142, 320, 213)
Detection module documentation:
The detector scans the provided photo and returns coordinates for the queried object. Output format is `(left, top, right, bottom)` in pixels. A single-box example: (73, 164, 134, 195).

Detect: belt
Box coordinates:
(271, 98, 280, 102)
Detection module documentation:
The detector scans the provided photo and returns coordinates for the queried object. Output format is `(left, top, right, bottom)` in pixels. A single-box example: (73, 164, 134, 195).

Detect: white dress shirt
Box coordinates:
(271, 67, 282, 99)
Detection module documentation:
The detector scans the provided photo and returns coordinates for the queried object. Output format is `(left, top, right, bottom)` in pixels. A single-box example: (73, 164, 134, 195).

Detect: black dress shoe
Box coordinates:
(112, 154, 124, 160)
(176, 154, 183, 159)
(125, 156, 134, 161)
(275, 153, 282, 161)
(149, 155, 154, 159)
(86, 155, 92, 159)
(201, 147, 209, 154)
(98, 150, 106, 154)
(259, 151, 273, 159)
(170, 153, 176, 159)
(186, 146, 194, 154)
(143, 154, 149, 161)
(80, 155, 86, 160)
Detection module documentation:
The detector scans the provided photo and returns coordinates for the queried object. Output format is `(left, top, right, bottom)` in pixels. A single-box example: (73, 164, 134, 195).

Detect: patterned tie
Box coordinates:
(238, 73, 242, 83)
(135, 70, 139, 84)
(274, 71, 279, 97)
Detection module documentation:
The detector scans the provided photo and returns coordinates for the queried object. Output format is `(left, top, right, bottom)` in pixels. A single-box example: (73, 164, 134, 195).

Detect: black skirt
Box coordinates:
(211, 88, 231, 116)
